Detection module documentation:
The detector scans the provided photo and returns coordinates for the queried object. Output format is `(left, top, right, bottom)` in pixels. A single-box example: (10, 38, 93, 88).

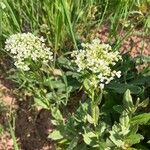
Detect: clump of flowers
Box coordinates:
(5, 33, 53, 71)
(71, 39, 122, 89)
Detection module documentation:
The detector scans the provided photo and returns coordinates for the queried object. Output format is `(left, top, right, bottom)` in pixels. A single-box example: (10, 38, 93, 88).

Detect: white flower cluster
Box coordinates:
(71, 39, 122, 89)
(5, 33, 53, 71)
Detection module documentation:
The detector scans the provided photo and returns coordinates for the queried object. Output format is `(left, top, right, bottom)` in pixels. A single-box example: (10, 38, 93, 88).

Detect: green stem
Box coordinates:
(91, 90, 100, 128)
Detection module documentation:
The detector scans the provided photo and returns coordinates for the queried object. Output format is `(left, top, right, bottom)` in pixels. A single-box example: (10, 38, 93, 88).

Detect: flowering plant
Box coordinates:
(71, 39, 122, 89)
(5, 33, 53, 71)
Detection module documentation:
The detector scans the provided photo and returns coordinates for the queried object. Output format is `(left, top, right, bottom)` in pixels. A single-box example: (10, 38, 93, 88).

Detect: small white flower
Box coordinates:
(39, 36, 45, 43)
(99, 83, 104, 89)
(116, 71, 121, 78)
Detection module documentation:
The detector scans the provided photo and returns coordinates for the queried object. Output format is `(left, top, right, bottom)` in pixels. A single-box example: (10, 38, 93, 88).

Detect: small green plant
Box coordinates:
(48, 90, 150, 150)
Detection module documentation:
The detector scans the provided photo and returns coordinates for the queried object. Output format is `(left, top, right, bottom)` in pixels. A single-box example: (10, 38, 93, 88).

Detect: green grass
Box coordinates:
(1, 0, 149, 52)
(8, 117, 19, 150)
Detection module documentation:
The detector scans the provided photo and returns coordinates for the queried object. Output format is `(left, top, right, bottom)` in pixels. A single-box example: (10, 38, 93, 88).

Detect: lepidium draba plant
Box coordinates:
(5, 33, 53, 71)
(4, 33, 72, 107)
(4, 32, 51, 98)
(71, 39, 122, 91)
(71, 39, 122, 126)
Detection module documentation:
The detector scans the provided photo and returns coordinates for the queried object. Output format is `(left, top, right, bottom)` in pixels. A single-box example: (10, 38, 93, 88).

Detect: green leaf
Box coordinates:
(109, 129, 125, 147)
(119, 111, 129, 128)
(138, 98, 149, 108)
(129, 125, 138, 135)
(83, 134, 92, 145)
(130, 76, 150, 86)
(74, 143, 87, 150)
(131, 113, 150, 125)
(34, 98, 49, 109)
(67, 137, 79, 150)
(83, 132, 96, 145)
(57, 56, 74, 70)
(125, 134, 144, 145)
(107, 83, 142, 94)
(123, 89, 134, 111)
(87, 114, 94, 124)
(113, 105, 124, 114)
(48, 130, 63, 140)
(51, 107, 64, 121)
